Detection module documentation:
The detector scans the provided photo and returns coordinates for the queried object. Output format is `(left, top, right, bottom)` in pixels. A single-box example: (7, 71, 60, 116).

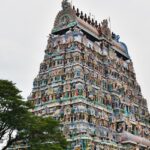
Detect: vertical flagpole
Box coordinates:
(71, 0, 73, 6)
(109, 17, 112, 33)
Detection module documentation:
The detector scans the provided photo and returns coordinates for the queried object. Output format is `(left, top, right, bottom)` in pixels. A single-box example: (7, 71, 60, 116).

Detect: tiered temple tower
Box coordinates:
(29, 1, 150, 149)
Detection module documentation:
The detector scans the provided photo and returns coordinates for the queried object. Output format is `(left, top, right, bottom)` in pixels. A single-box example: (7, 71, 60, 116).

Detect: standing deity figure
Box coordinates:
(101, 19, 111, 38)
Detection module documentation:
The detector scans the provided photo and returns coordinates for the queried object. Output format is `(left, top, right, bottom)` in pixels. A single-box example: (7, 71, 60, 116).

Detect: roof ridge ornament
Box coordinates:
(62, 0, 71, 10)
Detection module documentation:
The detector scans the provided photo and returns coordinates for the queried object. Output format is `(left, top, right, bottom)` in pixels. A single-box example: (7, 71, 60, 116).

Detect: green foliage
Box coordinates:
(19, 116, 67, 150)
(0, 80, 67, 150)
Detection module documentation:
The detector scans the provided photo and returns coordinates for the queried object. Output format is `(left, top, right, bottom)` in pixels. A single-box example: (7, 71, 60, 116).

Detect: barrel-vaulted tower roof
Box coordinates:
(52, 0, 130, 59)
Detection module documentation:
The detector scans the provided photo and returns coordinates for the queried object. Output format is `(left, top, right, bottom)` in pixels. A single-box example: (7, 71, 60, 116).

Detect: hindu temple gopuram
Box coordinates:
(28, 0, 150, 149)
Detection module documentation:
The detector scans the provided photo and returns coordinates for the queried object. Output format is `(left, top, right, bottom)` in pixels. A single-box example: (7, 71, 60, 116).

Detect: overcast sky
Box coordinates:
(0, 0, 150, 111)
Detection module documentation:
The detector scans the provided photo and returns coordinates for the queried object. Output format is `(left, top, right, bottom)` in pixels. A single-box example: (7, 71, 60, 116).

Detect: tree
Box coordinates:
(0, 80, 67, 150)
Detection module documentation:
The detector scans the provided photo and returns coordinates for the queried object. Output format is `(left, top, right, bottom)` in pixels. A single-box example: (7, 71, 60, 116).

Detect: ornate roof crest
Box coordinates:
(62, 0, 71, 10)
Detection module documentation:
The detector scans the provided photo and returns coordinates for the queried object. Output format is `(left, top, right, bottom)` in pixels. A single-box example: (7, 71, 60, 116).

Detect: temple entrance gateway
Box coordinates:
(26, 0, 150, 149)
